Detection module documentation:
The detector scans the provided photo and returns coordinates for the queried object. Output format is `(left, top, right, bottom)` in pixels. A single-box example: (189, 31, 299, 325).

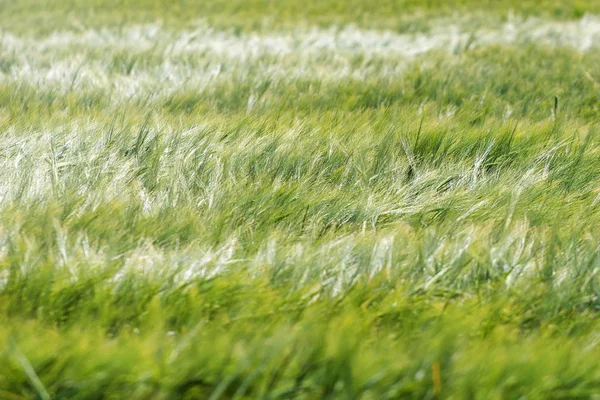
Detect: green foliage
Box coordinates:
(2, 1, 600, 398)
(2, 0, 599, 33)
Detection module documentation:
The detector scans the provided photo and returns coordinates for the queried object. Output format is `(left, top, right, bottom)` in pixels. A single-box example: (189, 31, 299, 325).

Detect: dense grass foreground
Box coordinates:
(2, 1, 600, 399)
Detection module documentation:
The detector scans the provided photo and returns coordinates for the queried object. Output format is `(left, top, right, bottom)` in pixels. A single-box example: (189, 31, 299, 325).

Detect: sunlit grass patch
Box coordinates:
(1, 1, 600, 398)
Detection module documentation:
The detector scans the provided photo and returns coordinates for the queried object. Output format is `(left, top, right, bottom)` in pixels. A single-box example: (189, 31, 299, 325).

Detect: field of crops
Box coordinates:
(2, 1, 600, 398)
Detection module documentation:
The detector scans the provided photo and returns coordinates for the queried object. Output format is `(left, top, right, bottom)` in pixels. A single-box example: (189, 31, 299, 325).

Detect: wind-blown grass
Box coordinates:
(2, 0, 600, 33)
(1, 1, 600, 399)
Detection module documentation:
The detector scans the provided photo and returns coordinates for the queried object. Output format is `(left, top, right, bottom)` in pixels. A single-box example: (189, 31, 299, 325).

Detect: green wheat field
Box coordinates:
(2, 0, 600, 398)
